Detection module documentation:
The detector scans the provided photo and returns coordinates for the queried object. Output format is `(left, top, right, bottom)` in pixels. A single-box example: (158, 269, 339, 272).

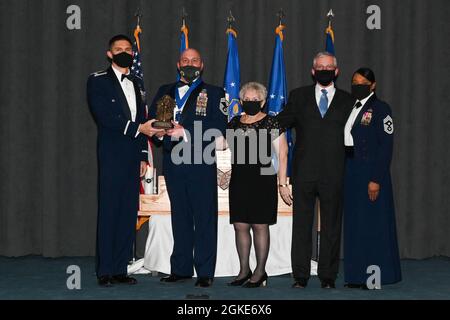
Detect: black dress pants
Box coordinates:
(291, 179, 343, 281)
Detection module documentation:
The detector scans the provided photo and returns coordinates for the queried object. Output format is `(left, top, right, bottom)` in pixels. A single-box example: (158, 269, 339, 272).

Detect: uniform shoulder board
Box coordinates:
(91, 70, 108, 77)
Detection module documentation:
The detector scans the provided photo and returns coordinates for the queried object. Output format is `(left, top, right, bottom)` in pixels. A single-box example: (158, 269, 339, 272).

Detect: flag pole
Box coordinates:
(178, 7, 189, 80)
(135, 8, 142, 27)
(181, 7, 187, 28)
(131, 8, 143, 266)
(133, 10, 143, 53)
(277, 8, 285, 27)
(327, 8, 334, 29)
(227, 10, 235, 30)
(224, 9, 240, 121)
(325, 8, 335, 54)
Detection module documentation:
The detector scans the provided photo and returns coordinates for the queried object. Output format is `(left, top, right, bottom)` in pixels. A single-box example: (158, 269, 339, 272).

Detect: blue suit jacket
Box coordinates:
(148, 81, 227, 177)
(350, 94, 394, 184)
(344, 95, 401, 285)
(87, 67, 148, 169)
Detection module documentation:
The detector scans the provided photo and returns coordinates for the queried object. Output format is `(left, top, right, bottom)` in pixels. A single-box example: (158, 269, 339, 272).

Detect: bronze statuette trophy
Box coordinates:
(153, 95, 176, 129)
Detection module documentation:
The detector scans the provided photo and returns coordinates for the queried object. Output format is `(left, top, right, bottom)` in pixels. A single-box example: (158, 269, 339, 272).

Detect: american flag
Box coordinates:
(131, 24, 153, 168)
(131, 26, 144, 80)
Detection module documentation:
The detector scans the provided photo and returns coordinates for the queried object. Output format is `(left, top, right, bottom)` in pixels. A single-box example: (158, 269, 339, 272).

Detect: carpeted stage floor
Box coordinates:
(0, 256, 449, 300)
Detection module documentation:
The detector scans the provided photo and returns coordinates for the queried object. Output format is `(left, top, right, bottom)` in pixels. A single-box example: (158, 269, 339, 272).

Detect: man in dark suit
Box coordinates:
(277, 52, 354, 289)
(87, 35, 163, 287)
(147, 48, 227, 287)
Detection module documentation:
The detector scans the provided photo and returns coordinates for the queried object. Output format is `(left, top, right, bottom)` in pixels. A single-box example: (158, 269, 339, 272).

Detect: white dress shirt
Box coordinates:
(344, 92, 374, 146)
(315, 82, 336, 111)
(112, 66, 137, 122)
(112, 66, 140, 137)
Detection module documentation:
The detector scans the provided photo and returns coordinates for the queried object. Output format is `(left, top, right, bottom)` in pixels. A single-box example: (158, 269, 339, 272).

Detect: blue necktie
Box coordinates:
(319, 89, 328, 118)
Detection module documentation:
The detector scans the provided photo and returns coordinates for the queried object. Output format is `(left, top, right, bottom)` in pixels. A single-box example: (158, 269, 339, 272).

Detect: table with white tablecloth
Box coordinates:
(143, 213, 317, 277)
(139, 150, 317, 277)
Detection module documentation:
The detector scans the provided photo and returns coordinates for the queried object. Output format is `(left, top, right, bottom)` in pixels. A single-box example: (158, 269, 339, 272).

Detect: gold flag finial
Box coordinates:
(277, 8, 285, 26)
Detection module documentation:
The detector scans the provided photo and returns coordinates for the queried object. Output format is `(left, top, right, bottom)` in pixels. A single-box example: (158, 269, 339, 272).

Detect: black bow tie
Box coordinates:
(121, 74, 133, 82)
(354, 101, 362, 109)
(177, 81, 190, 88)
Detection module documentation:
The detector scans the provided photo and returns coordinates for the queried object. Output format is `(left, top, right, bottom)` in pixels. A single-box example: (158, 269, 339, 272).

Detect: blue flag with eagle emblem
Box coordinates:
(267, 24, 293, 176)
(223, 27, 241, 121)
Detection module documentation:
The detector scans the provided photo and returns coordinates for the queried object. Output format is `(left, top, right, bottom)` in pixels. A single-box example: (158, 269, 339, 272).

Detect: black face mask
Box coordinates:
(351, 84, 372, 100)
(314, 70, 336, 86)
(112, 52, 133, 68)
(242, 101, 262, 116)
(179, 66, 201, 83)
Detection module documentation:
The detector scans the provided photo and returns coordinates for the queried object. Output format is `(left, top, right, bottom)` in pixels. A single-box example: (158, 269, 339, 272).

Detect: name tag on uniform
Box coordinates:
(361, 108, 373, 126)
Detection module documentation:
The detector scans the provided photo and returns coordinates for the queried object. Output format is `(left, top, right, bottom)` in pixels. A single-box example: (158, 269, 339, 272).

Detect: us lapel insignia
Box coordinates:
(196, 89, 208, 116)
(361, 108, 373, 126)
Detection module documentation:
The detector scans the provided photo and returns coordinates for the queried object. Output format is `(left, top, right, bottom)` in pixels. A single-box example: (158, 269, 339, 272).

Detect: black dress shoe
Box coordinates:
(160, 274, 192, 283)
(292, 277, 308, 288)
(195, 277, 213, 288)
(243, 272, 268, 288)
(227, 271, 252, 286)
(111, 274, 137, 285)
(98, 275, 114, 287)
(320, 279, 336, 289)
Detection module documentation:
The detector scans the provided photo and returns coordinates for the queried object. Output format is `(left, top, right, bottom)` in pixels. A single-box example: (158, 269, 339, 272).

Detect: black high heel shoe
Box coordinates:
(243, 272, 268, 288)
(228, 271, 252, 286)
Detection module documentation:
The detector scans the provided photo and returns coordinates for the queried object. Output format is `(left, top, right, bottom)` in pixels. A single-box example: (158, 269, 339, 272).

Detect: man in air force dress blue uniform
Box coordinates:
(87, 35, 160, 287)
(148, 48, 227, 287)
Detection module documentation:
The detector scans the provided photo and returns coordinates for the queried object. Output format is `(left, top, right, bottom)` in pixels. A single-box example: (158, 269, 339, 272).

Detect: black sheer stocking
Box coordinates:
(250, 224, 270, 282)
(233, 222, 252, 279)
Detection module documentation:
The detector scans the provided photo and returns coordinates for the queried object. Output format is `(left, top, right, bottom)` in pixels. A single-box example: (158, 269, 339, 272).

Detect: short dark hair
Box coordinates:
(108, 34, 132, 49)
(353, 67, 376, 83)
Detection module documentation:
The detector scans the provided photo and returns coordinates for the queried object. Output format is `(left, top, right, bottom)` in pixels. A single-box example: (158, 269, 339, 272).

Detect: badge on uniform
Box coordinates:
(361, 108, 373, 126)
(140, 89, 146, 102)
(383, 115, 394, 134)
(196, 89, 208, 116)
(219, 97, 229, 116)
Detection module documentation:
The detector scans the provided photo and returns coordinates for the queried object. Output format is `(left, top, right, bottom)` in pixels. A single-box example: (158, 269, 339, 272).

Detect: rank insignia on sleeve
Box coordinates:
(383, 115, 394, 134)
(361, 109, 373, 126)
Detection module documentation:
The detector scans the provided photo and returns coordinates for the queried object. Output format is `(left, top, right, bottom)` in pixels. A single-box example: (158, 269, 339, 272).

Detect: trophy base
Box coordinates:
(152, 121, 174, 129)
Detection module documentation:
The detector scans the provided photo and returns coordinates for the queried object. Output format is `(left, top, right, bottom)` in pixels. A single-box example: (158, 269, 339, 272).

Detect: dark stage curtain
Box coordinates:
(0, 0, 448, 258)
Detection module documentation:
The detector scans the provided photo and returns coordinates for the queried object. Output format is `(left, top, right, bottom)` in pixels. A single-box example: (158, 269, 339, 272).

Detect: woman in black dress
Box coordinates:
(226, 82, 291, 287)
